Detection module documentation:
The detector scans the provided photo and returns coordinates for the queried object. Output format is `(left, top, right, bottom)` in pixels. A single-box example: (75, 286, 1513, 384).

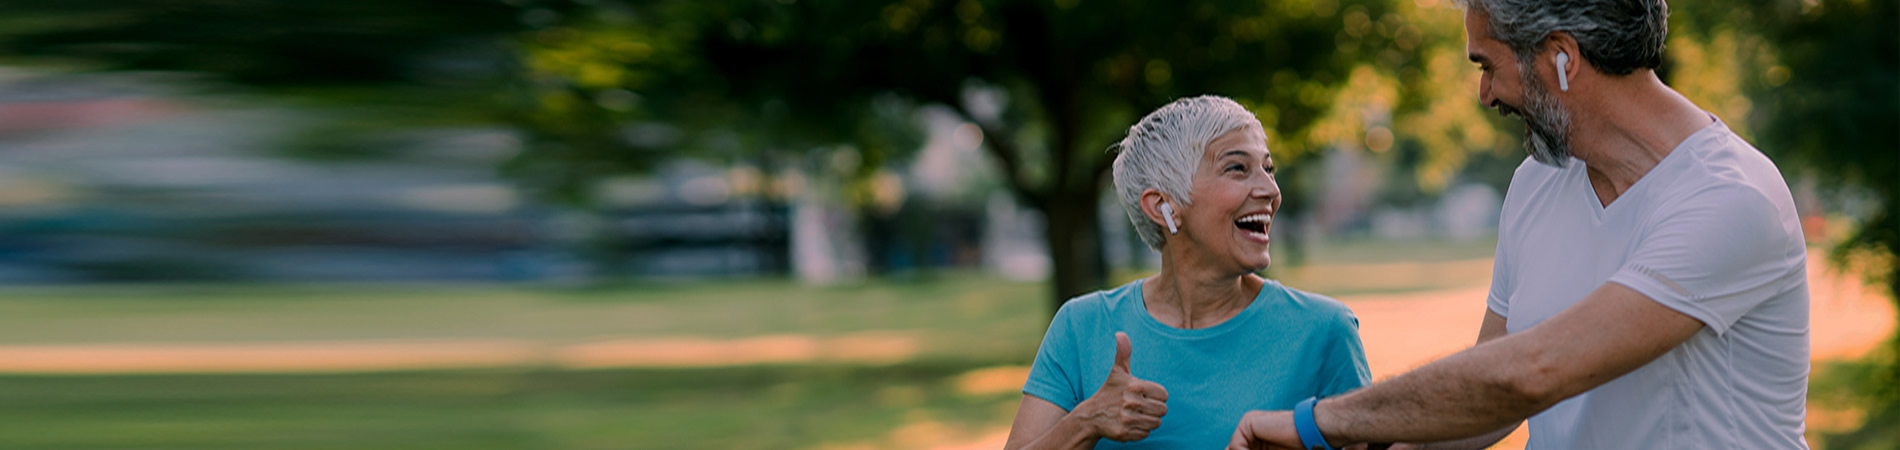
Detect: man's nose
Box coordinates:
(1478, 71, 1501, 108)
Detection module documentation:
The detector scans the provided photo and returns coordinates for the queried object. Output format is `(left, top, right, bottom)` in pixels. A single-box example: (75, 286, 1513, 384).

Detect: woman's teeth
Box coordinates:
(1234, 214, 1270, 234)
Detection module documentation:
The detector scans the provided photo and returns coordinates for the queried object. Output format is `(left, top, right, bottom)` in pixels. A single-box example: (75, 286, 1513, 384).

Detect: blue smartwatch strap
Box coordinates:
(1294, 397, 1336, 450)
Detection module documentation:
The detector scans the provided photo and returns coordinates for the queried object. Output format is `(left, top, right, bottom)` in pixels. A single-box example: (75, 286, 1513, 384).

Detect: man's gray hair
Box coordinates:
(1457, 0, 1669, 75)
(1111, 95, 1263, 250)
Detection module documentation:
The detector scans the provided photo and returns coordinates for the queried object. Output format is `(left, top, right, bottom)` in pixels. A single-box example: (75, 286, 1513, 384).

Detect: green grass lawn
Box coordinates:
(1, 360, 1884, 449)
(0, 258, 1070, 448)
(0, 238, 1516, 449)
(0, 361, 1022, 450)
(0, 274, 1049, 356)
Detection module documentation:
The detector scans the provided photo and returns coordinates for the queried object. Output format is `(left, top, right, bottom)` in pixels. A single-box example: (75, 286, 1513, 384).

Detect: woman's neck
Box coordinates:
(1144, 252, 1262, 330)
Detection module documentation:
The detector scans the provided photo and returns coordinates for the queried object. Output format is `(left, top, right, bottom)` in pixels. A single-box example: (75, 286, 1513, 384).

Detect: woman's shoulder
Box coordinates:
(1266, 281, 1359, 325)
(1053, 279, 1143, 320)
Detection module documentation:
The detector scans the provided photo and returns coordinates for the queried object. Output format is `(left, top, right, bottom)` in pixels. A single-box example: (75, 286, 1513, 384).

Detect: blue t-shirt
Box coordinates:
(1022, 278, 1371, 449)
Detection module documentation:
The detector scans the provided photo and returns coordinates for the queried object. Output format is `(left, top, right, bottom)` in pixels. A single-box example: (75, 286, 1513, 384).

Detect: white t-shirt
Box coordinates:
(1487, 117, 1810, 449)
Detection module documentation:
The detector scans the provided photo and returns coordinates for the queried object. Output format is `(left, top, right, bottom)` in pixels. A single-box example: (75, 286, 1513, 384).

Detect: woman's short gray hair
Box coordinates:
(1110, 95, 1263, 251)
(1457, 0, 1669, 75)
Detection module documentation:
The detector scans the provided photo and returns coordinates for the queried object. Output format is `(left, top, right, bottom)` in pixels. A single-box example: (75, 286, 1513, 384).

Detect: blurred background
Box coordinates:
(0, 0, 1890, 448)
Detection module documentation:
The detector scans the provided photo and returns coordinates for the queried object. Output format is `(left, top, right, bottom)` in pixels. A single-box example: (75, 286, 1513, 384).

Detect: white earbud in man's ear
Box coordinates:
(1159, 202, 1178, 235)
(1555, 52, 1570, 92)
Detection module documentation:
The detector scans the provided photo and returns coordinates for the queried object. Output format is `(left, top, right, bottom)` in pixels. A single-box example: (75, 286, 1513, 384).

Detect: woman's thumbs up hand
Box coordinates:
(1080, 331, 1170, 442)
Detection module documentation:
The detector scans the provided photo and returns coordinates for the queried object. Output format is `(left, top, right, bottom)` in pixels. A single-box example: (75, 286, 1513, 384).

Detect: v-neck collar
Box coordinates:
(1578, 113, 1726, 221)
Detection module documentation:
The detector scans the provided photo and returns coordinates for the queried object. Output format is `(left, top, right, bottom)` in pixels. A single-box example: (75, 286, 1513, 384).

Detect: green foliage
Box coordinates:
(0, 0, 535, 168)
(0, 0, 1448, 306)
(1750, 0, 1898, 268)
(1812, 355, 1900, 448)
(600, 0, 1433, 306)
(0, 0, 522, 87)
(673, 0, 1404, 189)
(0, 0, 1885, 319)
(1745, 0, 1900, 442)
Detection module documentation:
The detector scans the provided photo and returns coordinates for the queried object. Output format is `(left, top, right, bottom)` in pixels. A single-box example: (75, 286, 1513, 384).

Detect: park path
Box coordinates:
(834, 252, 1895, 450)
(0, 251, 1886, 375)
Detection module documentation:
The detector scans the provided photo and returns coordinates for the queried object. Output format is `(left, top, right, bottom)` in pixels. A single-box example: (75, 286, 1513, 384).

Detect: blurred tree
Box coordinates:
(0, 0, 1406, 310)
(567, 0, 1423, 312)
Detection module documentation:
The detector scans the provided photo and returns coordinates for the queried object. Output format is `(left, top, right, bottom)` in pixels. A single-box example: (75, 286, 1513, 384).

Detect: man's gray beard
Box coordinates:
(1517, 66, 1574, 167)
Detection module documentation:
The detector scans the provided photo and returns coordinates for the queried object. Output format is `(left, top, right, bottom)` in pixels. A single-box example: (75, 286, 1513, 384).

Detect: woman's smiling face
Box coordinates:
(1177, 126, 1280, 272)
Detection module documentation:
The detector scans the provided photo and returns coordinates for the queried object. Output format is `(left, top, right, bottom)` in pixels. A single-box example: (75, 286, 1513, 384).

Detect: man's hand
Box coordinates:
(1227, 410, 1301, 450)
(1076, 332, 1168, 442)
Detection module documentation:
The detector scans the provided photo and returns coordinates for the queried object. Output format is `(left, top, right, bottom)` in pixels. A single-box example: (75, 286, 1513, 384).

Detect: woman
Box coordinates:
(1003, 95, 1370, 449)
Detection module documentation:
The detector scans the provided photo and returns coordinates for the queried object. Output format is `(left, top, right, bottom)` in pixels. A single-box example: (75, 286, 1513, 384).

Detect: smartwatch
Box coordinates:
(1294, 396, 1335, 450)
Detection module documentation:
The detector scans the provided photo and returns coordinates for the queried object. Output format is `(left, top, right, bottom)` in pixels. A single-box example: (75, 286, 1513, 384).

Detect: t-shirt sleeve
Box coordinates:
(1488, 158, 1541, 318)
(1319, 309, 1373, 397)
(1605, 187, 1800, 336)
(1486, 235, 1513, 317)
(1023, 298, 1087, 410)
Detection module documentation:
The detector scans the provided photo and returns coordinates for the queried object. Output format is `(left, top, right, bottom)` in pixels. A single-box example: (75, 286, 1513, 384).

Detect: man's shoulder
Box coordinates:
(1646, 140, 1798, 232)
(1498, 156, 1576, 211)
(1506, 155, 1567, 187)
(1653, 121, 1790, 203)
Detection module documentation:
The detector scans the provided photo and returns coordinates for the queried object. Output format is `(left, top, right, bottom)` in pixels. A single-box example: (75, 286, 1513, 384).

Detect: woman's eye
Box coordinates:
(1265, 165, 1277, 174)
(1225, 164, 1244, 172)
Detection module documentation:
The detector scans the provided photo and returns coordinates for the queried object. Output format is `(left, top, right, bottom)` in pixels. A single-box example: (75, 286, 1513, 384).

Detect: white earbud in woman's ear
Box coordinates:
(1555, 52, 1570, 92)
(1159, 202, 1178, 235)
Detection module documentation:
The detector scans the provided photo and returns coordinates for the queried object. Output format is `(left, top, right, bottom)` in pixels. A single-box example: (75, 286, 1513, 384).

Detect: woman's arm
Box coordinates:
(1003, 395, 1103, 450)
(1006, 332, 1169, 450)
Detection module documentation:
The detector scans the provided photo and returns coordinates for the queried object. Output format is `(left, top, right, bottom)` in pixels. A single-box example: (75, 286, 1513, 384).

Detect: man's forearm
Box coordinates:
(1310, 282, 1705, 446)
(1314, 335, 1551, 445)
(1408, 421, 1521, 450)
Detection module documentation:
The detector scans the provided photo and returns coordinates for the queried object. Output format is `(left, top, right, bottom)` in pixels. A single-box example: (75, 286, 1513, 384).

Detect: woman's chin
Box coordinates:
(1238, 254, 1272, 273)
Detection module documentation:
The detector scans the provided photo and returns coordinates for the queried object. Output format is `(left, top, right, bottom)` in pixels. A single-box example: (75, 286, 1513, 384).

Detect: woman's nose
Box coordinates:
(1252, 179, 1279, 199)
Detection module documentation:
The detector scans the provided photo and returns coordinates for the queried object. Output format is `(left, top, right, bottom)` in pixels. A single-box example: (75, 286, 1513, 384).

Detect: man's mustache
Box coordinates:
(1493, 102, 1523, 118)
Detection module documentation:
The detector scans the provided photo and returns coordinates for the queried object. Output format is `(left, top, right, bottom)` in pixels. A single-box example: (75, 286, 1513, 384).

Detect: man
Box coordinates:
(1228, 0, 1811, 449)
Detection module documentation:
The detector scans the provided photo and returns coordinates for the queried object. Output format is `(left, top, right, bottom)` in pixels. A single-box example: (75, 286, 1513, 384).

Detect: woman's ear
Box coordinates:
(1139, 189, 1176, 235)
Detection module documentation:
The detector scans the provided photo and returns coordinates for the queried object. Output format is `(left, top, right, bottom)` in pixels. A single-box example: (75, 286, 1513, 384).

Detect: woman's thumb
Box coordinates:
(1113, 331, 1133, 373)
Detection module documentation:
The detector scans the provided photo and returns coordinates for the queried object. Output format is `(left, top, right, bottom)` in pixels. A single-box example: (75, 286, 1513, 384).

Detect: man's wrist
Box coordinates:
(1314, 398, 1354, 448)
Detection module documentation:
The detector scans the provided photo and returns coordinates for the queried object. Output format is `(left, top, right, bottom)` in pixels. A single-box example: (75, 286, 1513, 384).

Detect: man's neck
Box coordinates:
(1566, 71, 1713, 206)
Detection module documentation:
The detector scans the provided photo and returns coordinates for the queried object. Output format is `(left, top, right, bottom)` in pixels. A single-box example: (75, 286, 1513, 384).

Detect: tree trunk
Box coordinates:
(1040, 189, 1109, 315)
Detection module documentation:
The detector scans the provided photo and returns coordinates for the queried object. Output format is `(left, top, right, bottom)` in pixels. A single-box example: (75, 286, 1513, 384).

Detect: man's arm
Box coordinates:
(1315, 281, 1703, 445)
(1394, 310, 1522, 450)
